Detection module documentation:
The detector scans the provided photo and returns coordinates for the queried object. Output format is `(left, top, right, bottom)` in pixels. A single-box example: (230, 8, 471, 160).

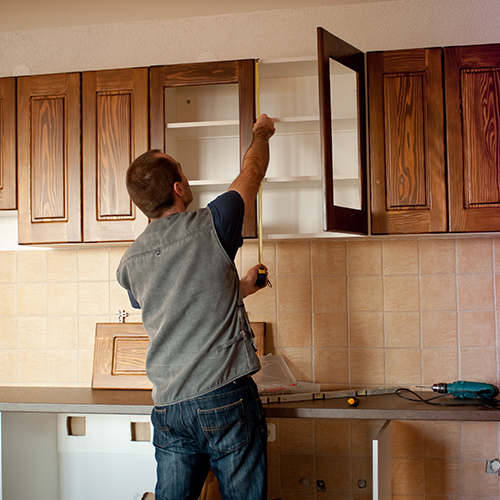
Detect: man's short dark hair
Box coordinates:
(126, 150, 182, 219)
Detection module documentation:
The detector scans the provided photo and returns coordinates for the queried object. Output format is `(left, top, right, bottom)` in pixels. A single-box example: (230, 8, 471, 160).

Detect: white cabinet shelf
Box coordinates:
(163, 56, 361, 239)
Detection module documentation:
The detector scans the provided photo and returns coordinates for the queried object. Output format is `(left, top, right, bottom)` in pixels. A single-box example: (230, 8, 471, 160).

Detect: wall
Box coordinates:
(2, 0, 500, 497)
(1, 235, 500, 497)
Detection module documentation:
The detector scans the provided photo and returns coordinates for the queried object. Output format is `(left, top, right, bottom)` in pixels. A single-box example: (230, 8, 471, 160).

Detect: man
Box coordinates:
(117, 114, 275, 500)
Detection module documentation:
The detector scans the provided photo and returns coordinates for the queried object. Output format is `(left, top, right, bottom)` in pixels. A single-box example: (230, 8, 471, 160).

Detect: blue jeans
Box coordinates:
(151, 377, 268, 500)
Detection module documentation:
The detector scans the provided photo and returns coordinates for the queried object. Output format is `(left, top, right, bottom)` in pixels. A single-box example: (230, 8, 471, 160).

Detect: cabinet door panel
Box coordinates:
(150, 60, 257, 238)
(317, 27, 368, 234)
(368, 48, 447, 234)
(17, 73, 81, 243)
(0, 77, 16, 210)
(82, 68, 149, 242)
(445, 44, 500, 232)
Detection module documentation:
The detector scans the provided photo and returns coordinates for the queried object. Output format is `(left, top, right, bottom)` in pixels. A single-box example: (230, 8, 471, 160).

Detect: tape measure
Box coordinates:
(255, 60, 271, 289)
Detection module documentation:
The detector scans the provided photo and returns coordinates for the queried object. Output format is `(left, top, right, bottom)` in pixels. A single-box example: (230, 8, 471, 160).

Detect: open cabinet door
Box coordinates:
(318, 27, 368, 234)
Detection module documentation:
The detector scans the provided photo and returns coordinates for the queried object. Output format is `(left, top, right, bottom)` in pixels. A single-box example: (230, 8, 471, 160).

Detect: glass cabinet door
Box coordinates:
(317, 27, 368, 234)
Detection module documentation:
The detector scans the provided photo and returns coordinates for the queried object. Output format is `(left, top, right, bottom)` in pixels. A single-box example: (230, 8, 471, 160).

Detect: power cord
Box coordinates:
(395, 388, 500, 409)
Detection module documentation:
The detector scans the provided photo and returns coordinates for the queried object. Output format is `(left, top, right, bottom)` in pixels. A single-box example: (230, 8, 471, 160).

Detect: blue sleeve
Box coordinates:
(208, 190, 245, 261)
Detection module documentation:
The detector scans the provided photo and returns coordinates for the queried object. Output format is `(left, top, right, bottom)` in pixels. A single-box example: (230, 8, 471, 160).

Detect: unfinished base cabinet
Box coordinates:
(368, 43, 500, 235)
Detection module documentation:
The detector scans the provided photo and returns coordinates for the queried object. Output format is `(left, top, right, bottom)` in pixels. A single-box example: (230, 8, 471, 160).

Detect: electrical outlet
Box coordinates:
(267, 423, 276, 442)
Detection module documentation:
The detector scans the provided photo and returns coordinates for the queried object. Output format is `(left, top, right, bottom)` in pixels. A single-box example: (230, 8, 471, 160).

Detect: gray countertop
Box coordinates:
(1, 387, 500, 421)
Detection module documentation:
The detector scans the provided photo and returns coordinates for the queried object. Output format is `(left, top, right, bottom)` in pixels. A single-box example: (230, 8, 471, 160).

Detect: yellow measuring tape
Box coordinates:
(256, 60, 263, 266)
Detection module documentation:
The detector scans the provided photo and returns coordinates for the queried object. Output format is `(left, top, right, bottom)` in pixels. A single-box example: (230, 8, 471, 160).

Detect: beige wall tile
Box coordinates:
(279, 454, 315, 492)
(351, 420, 387, 457)
(0, 350, 18, 383)
(392, 421, 424, 458)
(277, 276, 311, 312)
(243, 282, 276, 313)
(314, 420, 350, 456)
(351, 456, 372, 495)
(459, 310, 495, 347)
(311, 240, 346, 275)
(347, 241, 382, 275)
(461, 422, 499, 459)
(495, 238, 500, 273)
(497, 274, 500, 309)
(110, 279, 134, 315)
(17, 316, 47, 349)
(384, 276, 419, 312)
(348, 276, 383, 312)
(457, 238, 493, 274)
(48, 316, 78, 349)
(421, 311, 457, 348)
(462, 458, 499, 496)
(279, 419, 314, 455)
(383, 240, 418, 275)
(0, 251, 16, 282)
(275, 348, 312, 382)
(460, 348, 496, 382)
(313, 312, 348, 348)
(17, 250, 46, 282)
(349, 348, 385, 385)
(17, 283, 46, 316)
(266, 452, 280, 492)
(457, 274, 494, 310)
(78, 282, 110, 315)
(419, 239, 455, 274)
(349, 312, 384, 348)
(0, 283, 16, 316)
(276, 241, 310, 276)
(423, 421, 461, 458)
(385, 312, 420, 347)
(48, 349, 79, 384)
(420, 275, 457, 311)
(78, 315, 109, 349)
(0, 316, 17, 348)
(385, 348, 421, 385)
(313, 348, 348, 384)
(78, 248, 109, 281)
(422, 349, 459, 385)
(424, 458, 461, 495)
(312, 276, 346, 312)
(47, 249, 77, 281)
(109, 246, 129, 280)
(47, 282, 78, 315)
(315, 456, 351, 493)
(278, 312, 312, 348)
(18, 350, 47, 384)
(241, 241, 276, 278)
(392, 458, 424, 495)
(79, 349, 94, 387)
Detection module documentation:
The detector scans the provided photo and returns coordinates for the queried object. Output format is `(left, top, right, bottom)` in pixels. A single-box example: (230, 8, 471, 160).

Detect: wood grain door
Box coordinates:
(82, 68, 149, 242)
(445, 44, 500, 232)
(318, 27, 368, 234)
(0, 77, 16, 210)
(150, 60, 257, 238)
(17, 73, 82, 244)
(368, 48, 447, 234)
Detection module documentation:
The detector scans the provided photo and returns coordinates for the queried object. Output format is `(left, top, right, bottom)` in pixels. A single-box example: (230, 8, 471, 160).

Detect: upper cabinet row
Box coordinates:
(1, 28, 500, 243)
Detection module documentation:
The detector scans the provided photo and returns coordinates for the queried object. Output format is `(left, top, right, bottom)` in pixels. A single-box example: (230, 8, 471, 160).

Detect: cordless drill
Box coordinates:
(430, 381, 499, 399)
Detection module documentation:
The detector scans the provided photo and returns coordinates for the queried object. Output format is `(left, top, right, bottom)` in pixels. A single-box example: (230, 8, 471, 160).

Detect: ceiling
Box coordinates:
(1, 0, 395, 33)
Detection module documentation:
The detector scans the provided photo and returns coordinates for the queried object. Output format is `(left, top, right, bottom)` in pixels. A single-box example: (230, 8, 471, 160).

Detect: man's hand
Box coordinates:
(240, 264, 269, 298)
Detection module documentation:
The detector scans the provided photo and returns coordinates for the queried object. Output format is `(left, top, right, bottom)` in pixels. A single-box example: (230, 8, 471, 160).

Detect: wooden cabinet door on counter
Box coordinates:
(82, 68, 148, 242)
(17, 73, 82, 244)
(0, 77, 16, 210)
(445, 44, 500, 232)
(368, 48, 447, 234)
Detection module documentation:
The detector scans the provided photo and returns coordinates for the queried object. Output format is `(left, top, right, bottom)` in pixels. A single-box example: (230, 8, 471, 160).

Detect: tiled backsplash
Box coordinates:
(1, 236, 499, 498)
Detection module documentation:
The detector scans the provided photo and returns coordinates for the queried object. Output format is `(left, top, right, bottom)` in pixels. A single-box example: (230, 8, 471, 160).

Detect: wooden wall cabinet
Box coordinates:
(368, 43, 500, 234)
(17, 69, 149, 244)
(0, 77, 16, 210)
